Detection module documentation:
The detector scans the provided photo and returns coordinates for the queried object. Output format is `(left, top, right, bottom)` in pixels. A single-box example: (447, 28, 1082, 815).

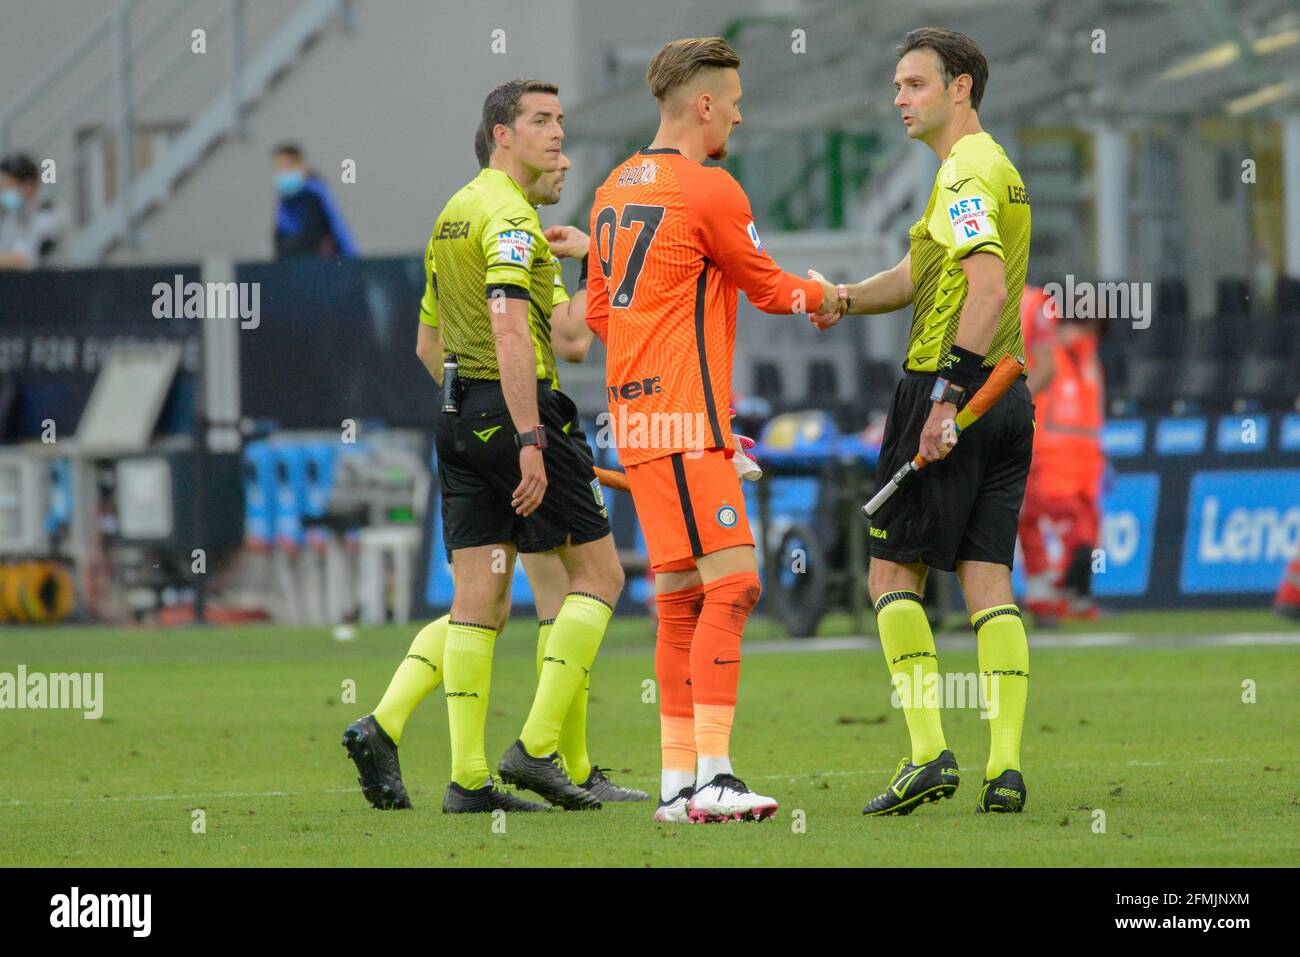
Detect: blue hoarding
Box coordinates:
(1215, 415, 1270, 454)
(1102, 419, 1147, 458)
(1094, 473, 1160, 596)
(1180, 469, 1300, 593)
(1154, 417, 1207, 455)
(1280, 415, 1300, 453)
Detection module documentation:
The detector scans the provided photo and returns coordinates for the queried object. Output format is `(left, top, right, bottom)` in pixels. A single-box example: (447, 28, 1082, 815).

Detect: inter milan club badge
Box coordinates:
(716, 505, 739, 528)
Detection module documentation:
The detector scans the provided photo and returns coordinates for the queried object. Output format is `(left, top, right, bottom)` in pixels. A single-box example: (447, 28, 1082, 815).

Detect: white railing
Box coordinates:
(0, 0, 355, 263)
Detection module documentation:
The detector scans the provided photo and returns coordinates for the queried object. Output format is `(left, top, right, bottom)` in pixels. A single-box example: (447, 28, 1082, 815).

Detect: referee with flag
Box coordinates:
(811, 28, 1034, 815)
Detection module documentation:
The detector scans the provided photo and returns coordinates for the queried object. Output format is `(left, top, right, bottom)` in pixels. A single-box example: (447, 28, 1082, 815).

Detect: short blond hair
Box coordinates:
(645, 37, 740, 101)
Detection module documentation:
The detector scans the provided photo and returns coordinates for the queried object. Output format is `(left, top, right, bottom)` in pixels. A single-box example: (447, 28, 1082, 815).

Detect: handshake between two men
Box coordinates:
(800, 267, 960, 464)
(804, 269, 851, 331)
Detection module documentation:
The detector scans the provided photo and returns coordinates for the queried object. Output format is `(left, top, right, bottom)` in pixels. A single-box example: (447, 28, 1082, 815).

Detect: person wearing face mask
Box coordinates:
(0, 153, 66, 270)
(271, 143, 357, 259)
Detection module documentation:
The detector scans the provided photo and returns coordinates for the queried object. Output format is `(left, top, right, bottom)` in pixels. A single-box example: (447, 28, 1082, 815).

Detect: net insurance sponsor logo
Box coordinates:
(497, 229, 534, 266)
(1093, 473, 1160, 596)
(1181, 469, 1300, 593)
(946, 196, 989, 239)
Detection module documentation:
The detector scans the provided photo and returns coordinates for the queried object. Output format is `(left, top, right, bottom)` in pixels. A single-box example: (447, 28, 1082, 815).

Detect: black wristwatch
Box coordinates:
(930, 377, 966, 407)
(514, 425, 548, 450)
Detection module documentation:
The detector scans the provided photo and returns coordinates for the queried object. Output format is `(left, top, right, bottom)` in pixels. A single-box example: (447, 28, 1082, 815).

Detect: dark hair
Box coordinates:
(474, 125, 490, 168)
(272, 143, 304, 161)
(646, 37, 740, 101)
(0, 152, 39, 184)
(480, 79, 560, 158)
(897, 28, 988, 111)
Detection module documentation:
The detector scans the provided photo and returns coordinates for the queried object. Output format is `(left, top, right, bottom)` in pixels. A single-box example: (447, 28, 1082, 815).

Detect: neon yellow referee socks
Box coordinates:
(372, 615, 449, 744)
(443, 621, 497, 790)
(558, 655, 592, 784)
(535, 619, 553, 678)
(973, 604, 1029, 779)
(875, 591, 948, 765)
(536, 618, 592, 784)
(519, 593, 611, 760)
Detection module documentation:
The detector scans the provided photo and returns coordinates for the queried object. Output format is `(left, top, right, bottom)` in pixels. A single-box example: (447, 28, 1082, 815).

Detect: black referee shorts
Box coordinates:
(869, 370, 1034, 572)
(433, 379, 610, 561)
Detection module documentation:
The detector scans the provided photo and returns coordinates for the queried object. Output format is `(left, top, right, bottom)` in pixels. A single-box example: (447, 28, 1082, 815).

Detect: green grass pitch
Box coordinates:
(2, 610, 1297, 867)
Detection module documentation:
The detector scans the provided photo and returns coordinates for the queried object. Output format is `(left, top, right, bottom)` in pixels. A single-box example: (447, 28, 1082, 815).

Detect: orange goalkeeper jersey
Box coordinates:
(587, 148, 825, 467)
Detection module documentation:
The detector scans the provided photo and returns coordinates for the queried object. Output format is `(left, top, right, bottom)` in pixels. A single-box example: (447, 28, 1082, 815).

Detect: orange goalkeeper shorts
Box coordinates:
(625, 449, 754, 573)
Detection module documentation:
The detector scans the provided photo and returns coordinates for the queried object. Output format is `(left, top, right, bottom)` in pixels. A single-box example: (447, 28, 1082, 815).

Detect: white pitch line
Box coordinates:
(737, 632, 1300, 655)
(1050, 633, 1138, 647)
(753, 755, 1261, 781)
(0, 786, 361, 808)
(2, 635, 1291, 809)
(0, 757, 1266, 808)
(1205, 632, 1300, 646)
(742, 637, 874, 654)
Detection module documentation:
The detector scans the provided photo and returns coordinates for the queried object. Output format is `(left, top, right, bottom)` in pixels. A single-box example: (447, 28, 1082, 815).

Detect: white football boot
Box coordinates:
(653, 786, 694, 823)
(688, 773, 778, 823)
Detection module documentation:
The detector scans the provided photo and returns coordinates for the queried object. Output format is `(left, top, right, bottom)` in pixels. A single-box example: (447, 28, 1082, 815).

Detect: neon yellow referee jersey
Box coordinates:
(421, 167, 567, 383)
(906, 131, 1030, 373)
(420, 240, 570, 389)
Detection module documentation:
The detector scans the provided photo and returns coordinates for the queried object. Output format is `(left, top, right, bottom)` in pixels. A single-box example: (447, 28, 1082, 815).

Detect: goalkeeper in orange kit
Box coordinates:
(586, 37, 839, 823)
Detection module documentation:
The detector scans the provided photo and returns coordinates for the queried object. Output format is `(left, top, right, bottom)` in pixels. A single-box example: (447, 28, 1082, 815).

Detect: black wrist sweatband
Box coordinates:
(577, 254, 589, 290)
(944, 345, 985, 388)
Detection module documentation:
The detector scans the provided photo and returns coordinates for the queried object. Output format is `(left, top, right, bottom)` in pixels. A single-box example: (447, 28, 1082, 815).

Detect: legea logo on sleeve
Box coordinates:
(1181, 469, 1300, 593)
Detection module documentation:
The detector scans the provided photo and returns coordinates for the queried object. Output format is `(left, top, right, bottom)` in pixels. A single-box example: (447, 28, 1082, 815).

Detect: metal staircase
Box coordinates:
(0, 0, 355, 264)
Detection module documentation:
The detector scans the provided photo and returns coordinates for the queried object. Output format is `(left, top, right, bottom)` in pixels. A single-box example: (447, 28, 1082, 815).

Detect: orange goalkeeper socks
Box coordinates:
(689, 572, 761, 766)
(655, 584, 703, 786)
(690, 572, 760, 707)
(694, 704, 736, 778)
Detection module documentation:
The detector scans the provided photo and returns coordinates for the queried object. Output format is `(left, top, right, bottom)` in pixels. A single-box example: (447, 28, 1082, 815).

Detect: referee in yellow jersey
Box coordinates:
(343, 142, 647, 811)
(811, 28, 1033, 816)
(422, 80, 624, 813)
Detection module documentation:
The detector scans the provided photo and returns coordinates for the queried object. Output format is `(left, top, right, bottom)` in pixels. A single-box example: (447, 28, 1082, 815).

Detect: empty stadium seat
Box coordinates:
(1176, 319, 1225, 410)
(1097, 317, 1134, 401)
(1237, 279, 1294, 409)
(805, 358, 856, 427)
(752, 361, 785, 407)
(1152, 278, 1189, 355)
(1116, 277, 1187, 411)
(856, 358, 901, 421)
(1279, 277, 1300, 406)
(807, 359, 840, 403)
(1192, 279, 1252, 410)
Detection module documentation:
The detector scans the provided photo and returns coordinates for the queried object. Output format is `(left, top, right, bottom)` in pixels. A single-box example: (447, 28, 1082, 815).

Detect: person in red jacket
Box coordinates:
(1274, 554, 1300, 620)
(1018, 289, 1105, 623)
